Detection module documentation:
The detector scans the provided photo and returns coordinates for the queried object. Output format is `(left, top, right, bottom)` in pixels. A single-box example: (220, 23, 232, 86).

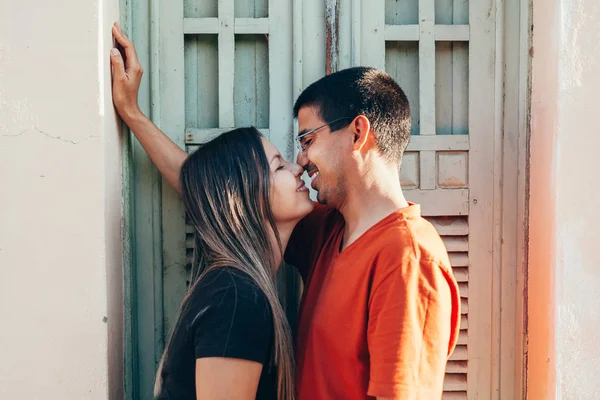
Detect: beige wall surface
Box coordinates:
(0, 0, 123, 399)
(529, 0, 600, 398)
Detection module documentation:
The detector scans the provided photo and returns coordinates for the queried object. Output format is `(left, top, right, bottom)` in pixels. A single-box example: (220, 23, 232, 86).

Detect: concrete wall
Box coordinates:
(529, 0, 600, 398)
(0, 1, 123, 399)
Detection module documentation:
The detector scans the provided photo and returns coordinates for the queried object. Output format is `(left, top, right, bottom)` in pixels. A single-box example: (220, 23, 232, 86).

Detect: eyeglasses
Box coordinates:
(295, 117, 353, 154)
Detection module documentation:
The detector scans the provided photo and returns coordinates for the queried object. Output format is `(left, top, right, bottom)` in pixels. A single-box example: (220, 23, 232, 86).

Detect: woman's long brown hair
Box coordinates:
(154, 127, 295, 400)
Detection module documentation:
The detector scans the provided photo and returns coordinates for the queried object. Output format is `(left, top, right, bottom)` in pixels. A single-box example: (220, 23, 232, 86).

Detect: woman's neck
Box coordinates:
(271, 221, 295, 270)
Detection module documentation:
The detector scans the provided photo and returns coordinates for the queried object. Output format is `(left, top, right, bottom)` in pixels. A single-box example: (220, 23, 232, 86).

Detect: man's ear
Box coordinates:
(351, 115, 372, 151)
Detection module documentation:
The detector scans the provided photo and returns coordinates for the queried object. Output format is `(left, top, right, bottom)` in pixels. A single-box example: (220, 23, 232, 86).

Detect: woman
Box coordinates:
(110, 24, 314, 400)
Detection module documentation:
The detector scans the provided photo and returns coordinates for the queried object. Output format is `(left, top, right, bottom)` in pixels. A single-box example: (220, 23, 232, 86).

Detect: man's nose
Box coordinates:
(296, 151, 309, 168)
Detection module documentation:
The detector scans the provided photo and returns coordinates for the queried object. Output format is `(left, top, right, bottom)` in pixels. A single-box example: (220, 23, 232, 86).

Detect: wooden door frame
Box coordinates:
(119, 0, 533, 398)
(119, 3, 135, 400)
(496, 0, 531, 398)
(119, 0, 187, 398)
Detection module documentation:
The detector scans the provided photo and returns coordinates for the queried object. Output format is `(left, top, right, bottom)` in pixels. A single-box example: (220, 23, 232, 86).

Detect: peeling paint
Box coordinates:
(325, 0, 340, 75)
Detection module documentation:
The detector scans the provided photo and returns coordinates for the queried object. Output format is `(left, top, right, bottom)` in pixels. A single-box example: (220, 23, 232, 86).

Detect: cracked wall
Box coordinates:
(0, 0, 123, 399)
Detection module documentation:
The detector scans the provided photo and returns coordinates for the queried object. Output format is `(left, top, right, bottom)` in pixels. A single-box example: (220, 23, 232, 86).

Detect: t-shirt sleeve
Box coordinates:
(191, 269, 274, 365)
(285, 202, 335, 281)
(366, 259, 459, 399)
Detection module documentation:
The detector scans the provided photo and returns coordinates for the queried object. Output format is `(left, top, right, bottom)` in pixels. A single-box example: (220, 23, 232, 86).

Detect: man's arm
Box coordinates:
(367, 259, 458, 399)
(110, 22, 188, 194)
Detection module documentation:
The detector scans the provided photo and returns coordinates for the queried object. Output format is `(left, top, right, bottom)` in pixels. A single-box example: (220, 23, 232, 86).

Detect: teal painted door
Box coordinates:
(123, 0, 499, 399)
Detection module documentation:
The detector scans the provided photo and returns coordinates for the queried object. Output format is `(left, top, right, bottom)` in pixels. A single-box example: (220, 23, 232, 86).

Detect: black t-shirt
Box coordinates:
(156, 267, 277, 400)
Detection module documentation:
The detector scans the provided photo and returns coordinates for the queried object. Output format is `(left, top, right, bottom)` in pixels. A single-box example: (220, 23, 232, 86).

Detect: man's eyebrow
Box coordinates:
(298, 129, 310, 137)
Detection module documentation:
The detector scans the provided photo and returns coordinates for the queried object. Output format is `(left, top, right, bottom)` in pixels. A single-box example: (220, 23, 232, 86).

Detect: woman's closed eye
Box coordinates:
(276, 165, 285, 171)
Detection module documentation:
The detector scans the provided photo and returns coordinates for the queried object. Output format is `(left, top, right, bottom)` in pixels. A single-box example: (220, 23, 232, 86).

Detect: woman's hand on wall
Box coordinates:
(110, 22, 143, 123)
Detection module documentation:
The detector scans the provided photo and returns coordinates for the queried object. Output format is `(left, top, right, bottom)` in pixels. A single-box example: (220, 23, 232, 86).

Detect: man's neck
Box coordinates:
(338, 168, 409, 250)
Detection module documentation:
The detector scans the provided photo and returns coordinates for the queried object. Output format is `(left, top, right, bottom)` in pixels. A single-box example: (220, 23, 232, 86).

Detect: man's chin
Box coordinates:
(316, 191, 328, 205)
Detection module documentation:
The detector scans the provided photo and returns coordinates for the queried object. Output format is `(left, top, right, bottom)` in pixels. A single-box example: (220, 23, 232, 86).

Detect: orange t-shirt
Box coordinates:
(286, 203, 460, 399)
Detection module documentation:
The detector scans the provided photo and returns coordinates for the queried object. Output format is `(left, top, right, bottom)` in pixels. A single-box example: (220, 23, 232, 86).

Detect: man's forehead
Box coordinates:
(297, 106, 324, 129)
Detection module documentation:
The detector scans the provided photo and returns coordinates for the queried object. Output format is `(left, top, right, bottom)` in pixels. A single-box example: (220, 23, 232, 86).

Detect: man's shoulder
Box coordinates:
(367, 216, 455, 301)
(371, 213, 450, 269)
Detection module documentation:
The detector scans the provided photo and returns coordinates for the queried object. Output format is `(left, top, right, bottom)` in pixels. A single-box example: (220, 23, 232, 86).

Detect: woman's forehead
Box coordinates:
(261, 137, 279, 158)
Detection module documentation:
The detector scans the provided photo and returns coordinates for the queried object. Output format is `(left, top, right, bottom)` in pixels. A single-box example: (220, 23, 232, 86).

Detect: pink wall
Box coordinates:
(528, 0, 559, 395)
(529, 0, 600, 397)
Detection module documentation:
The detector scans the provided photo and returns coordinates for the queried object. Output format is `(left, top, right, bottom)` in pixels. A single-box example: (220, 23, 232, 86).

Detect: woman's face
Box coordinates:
(262, 138, 314, 225)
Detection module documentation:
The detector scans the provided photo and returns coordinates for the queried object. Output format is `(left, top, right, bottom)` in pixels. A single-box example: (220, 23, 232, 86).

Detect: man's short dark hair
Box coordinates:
(293, 67, 411, 164)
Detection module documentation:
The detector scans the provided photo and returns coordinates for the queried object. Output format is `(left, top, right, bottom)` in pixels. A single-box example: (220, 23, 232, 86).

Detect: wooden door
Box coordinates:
(123, 0, 522, 399)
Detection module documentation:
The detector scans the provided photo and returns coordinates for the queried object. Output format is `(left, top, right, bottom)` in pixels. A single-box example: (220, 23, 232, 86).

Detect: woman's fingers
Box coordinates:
(110, 48, 126, 80)
(111, 22, 142, 73)
(110, 22, 143, 119)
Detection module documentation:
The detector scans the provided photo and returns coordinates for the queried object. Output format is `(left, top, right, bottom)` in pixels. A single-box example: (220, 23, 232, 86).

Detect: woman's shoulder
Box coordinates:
(186, 267, 274, 360)
(198, 266, 261, 293)
(188, 267, 271, 317)
(187, 268, 275, 366)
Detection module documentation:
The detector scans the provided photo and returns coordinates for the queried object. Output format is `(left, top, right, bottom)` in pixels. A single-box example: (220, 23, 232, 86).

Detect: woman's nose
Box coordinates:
(290, 162, 304, 177)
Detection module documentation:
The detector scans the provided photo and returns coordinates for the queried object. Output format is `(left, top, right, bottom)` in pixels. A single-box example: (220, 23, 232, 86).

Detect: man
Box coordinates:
(110, 22, 459, 400)
(283, 68, 460, 399)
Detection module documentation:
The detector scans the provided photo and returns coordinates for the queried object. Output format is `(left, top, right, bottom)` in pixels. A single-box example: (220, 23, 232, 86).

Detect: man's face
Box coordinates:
(296, 106, 353, 207)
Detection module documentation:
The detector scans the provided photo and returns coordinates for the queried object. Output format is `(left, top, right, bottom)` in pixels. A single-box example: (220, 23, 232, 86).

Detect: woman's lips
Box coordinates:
(297, 180, 309, 192)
